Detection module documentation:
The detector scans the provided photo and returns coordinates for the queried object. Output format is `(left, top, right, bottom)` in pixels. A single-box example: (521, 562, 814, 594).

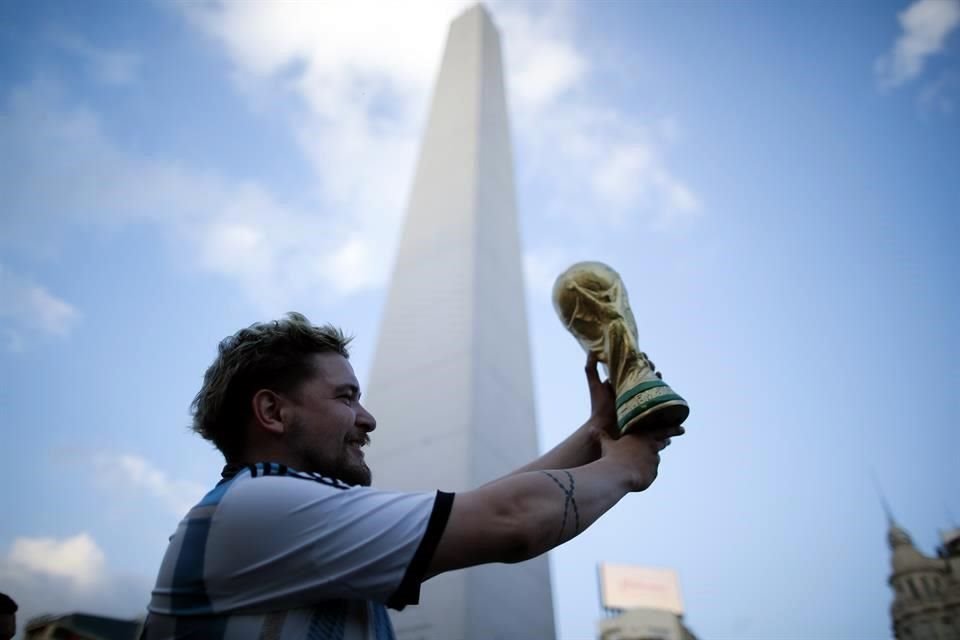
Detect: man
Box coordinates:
(0, 593, 16, 640)
(143, 312, 683, 639)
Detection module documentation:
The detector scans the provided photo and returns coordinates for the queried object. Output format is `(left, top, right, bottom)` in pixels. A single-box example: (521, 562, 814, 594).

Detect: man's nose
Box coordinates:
(356, 403, 377, 432)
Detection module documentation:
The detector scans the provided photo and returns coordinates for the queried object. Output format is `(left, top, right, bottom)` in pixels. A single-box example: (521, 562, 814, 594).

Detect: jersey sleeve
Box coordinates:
(202, 474, 453, 613)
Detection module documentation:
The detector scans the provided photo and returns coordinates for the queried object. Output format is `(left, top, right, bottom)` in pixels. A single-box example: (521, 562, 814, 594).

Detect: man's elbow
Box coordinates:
(499, 521, 534, 564)
(449, 483, 552, 567)
(492, 497, 544, 564)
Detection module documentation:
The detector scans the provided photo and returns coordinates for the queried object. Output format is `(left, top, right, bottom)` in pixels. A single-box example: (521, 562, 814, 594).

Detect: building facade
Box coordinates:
(595, 564, 697, 640)
(597, 608, 698, 640)
(887, 519, 960, 639)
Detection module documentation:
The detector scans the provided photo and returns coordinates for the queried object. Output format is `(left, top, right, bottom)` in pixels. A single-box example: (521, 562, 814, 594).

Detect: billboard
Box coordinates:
(598, 563, 684, 614)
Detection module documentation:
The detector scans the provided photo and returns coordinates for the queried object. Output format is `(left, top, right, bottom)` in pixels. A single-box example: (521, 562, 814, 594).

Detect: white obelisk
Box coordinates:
(364, 5, 555, 640)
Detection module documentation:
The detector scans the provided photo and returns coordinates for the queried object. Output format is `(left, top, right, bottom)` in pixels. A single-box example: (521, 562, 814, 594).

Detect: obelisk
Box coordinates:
(363, 5, 555, 640)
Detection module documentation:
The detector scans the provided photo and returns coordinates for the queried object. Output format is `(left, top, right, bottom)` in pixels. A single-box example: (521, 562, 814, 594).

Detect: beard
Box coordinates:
(287, 416, 372, 486)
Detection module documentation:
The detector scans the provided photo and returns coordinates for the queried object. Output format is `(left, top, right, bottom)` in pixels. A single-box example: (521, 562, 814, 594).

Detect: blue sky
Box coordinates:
(2, 1, 959, 638)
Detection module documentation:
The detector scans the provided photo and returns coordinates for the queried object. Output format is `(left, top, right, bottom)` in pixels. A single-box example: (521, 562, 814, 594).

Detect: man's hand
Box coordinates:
(501, 353, 683, 480)
(584, 352, 618, 454)
(585, 353, 685, 492)
(599, 423, 683, 492)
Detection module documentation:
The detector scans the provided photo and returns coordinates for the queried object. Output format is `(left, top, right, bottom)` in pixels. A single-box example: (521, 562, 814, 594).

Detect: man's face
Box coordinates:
(283, 352, 377, 486)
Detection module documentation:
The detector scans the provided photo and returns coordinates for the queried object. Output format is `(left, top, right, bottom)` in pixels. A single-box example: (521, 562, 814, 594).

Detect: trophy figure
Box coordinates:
(552, 261, 689, 435)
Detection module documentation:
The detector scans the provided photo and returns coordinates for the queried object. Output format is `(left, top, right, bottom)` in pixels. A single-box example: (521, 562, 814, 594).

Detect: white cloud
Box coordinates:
(321, 235, 383, 295)
(24, 285, 77, 335)
(6, 533, 105, 589)
(493, 4, 699, 227)
(176, 0, 461, 96)
(175, 1, 472, 295)
(0, 263, 80, 349)
(495, 5, 587, 114)
(0, 533, 150, 625)
(509, 100, 700, 228)
(92, 453, 205, 517)
(170, 1, 699, 295)
(0, 80, 360, 311)
(592, 144, 655, 209)
(3, 4, 701, 314)
(876, 0, 960, 88)
(49, 31, 140, 86)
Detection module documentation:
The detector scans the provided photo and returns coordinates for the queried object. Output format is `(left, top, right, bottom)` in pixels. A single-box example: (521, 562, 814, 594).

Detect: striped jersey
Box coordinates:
(141, 462, 454, 640)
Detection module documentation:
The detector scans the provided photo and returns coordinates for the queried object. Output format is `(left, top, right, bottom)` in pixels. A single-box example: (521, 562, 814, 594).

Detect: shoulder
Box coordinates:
(213, 463, 437, 527)
(214, 463, 357, 514)
(239, 462, 353, 491)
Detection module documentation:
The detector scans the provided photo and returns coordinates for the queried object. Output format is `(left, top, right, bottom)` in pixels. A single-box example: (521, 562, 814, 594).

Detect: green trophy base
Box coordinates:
(615, 379, 689, 435)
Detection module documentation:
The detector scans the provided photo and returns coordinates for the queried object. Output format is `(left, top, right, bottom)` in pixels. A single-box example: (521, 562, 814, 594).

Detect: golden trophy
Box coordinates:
(552, 261, 689, 435)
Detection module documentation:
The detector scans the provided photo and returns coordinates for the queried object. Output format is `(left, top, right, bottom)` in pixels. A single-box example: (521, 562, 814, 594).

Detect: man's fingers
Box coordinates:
(649, 424, 686, 440)
(663, 425, 685, 439)
(594, 425, 614, 442)
(584, 352, 602, 387)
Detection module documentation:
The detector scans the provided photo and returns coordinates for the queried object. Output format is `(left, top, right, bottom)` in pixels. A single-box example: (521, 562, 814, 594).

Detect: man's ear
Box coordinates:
(251, 389, 286, 435)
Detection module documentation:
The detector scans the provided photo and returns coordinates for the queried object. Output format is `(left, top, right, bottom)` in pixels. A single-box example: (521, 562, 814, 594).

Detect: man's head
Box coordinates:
(0, 592, 16, 640)
(192, 312, 377, 485)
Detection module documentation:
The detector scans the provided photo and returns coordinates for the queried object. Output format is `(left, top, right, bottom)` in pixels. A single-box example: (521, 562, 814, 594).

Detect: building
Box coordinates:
(596, 563, 698, 640)
(363, 4, 553, 640)
(24, 613, 142, 640)
(887, 517, 960, 640)
(598, 608, 698, 640)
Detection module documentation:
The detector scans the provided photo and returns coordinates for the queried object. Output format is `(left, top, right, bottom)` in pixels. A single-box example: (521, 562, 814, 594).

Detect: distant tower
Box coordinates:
(364, 5, 555, 640)
(885, 513, 960, 639)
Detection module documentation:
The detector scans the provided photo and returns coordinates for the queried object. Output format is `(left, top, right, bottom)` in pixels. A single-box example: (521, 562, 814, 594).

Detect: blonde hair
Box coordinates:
(191, 312, 351, 461)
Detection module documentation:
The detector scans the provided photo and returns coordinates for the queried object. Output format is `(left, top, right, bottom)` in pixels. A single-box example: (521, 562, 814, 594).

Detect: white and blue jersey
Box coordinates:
(142, 463, 454, 640)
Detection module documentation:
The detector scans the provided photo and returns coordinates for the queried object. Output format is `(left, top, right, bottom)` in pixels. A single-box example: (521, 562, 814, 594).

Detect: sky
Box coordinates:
(1, 0, 959, 638)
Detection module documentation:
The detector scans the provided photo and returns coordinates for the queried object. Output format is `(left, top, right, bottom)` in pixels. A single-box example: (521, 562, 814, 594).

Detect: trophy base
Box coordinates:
(616, 379, 689, 435)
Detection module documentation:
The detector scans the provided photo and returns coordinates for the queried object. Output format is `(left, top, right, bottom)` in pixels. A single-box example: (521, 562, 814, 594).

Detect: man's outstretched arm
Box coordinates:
(507, 353, 683, 476)
(425, 423, 676, 579)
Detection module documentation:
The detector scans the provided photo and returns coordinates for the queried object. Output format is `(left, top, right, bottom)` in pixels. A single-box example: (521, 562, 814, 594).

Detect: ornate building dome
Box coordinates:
(889, 522, 944, 574)
(885, 513, 960, 640)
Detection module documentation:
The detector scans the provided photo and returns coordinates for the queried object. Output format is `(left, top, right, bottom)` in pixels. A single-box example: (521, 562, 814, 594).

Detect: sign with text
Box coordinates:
(598, 563, 684, 614)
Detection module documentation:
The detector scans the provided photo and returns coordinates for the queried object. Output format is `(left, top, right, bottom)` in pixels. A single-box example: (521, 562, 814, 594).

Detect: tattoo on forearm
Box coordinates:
(540, 470, 581, 543)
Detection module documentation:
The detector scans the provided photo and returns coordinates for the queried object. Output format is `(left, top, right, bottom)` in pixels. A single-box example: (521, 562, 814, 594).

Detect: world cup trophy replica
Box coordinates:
(552, 261, 689, 435)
